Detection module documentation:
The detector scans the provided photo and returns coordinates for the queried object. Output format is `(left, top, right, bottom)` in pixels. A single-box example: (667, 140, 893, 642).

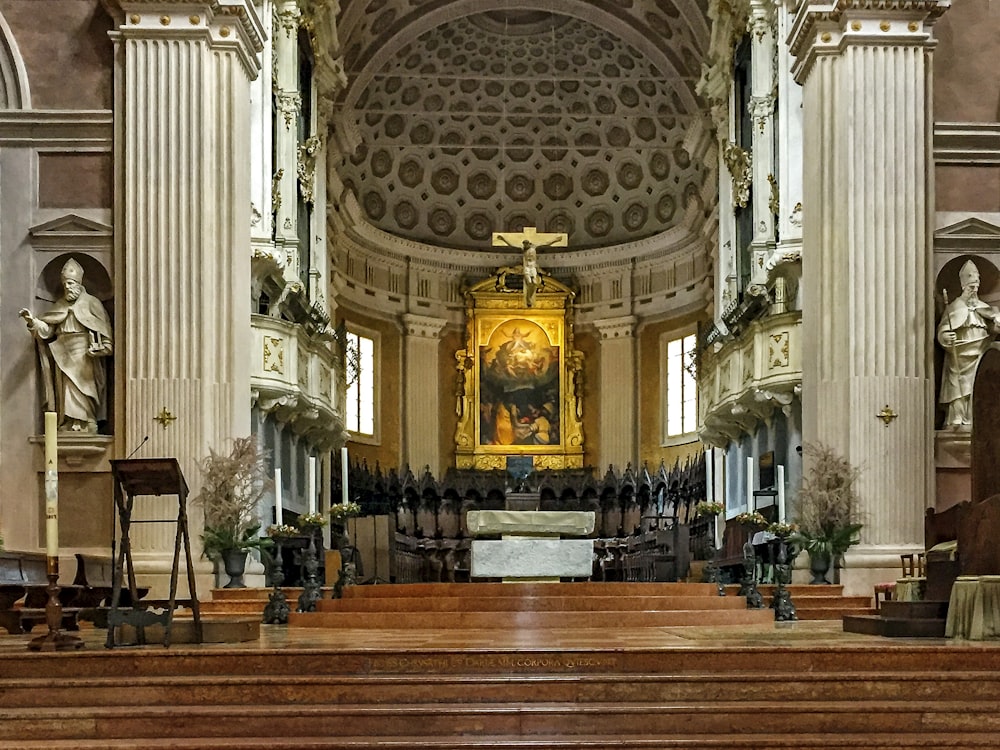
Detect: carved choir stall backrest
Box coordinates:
(971, 347, 1000, 505)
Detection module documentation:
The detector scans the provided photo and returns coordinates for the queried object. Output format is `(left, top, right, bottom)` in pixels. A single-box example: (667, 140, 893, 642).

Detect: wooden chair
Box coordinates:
(873, 553, 927, 609)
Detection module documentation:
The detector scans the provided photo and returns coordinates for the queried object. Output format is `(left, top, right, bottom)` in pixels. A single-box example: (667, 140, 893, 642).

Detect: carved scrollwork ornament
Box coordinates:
(271, 168, 284, 220)
(297, 135, 323, 205)
(723, 141, 753, 208)
(273, 3, 301, 38)
(275, 92, 301, 130)
(746, 0, 776, 42)
(748, 95, 775, 134)
(767, 174, 779, 217)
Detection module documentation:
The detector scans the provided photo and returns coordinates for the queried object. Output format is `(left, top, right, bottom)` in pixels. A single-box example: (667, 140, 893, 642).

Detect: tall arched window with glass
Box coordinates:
(345, 330, 375, 437)
(665, 332, 697, 438)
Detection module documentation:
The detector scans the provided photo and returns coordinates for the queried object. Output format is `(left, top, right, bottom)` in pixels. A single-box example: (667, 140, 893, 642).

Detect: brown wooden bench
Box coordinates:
(0, 551, 83, 635)
(73, 553, 149, 609)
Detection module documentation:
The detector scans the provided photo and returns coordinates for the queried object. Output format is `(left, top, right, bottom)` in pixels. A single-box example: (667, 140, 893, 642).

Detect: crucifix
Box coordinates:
(492, 226, 568, 307)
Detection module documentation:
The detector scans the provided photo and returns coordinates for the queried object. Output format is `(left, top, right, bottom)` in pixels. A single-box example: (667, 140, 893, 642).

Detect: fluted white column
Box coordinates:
(402, 314, 447, 477)
(594, 316, 637, 470)
(110, 2, 263, 593)
(790, 1, 949, 586)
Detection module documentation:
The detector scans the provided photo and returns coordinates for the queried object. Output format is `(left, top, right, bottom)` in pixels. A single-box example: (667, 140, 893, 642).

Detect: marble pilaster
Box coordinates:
(748, 0, 778, 291)
(790, 1, 949, 589)
(402, 313, 447, 476)
(593, 316, 637, 470)
(272, 0, 302, 281)
(108, 1, 264, 595)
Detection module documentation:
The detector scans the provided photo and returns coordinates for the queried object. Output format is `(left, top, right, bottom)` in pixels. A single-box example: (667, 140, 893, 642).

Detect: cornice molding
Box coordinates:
(935, 122, 1000, 166)
(789, 0, 950, 84)
(0, 110, 112, 146)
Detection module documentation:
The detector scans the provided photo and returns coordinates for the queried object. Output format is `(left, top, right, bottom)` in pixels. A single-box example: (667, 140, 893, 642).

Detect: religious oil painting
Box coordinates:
(478, 319, 561, 448)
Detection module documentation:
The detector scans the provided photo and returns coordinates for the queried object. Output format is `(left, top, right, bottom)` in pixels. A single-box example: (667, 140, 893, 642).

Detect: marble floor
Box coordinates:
(4, 618, 1000, 655)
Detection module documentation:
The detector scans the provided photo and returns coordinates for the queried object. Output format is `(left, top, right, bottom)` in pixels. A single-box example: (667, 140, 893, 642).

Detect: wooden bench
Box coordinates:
(73, 553, 151, 627)
(0, 551, 83, 635)
(73, 553, 149, 608)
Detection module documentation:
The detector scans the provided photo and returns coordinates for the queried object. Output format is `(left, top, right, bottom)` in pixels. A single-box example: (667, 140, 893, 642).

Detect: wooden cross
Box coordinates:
(492, 227, 568, 307)
(492, 226, 568, 251)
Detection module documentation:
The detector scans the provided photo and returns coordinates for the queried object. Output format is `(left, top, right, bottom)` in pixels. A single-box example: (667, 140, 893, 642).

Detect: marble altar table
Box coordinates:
(467, 510, 595, 581)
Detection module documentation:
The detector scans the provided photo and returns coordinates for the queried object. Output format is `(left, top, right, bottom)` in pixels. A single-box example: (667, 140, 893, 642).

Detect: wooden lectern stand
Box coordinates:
(106, 458, 202, 648)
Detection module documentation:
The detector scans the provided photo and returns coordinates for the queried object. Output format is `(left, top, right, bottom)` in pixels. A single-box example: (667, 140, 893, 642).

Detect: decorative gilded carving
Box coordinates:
(454, 265, 584, 470)
(769, 332, 790, 368)
(298, 347, 309, 388)
(264, 336, 284, 373)
(297, 135, 322, 206)
(767, 174, 779, 216)
(271, 168, 284, 219)
(273, 3, 301, 38)
(749, 95, 775, 135)
(275, 92, 301, 130)
(723, 141, 753, 209)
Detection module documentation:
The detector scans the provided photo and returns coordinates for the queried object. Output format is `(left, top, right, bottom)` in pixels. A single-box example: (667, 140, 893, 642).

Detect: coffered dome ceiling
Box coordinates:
(332, 1, 712, 252)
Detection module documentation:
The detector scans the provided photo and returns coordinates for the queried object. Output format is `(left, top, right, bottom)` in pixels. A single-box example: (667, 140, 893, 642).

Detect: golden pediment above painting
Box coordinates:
(454, 267, 584, 471)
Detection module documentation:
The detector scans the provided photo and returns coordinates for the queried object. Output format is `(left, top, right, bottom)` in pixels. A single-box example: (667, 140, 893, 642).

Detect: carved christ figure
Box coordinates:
(492, 227, 568, 307)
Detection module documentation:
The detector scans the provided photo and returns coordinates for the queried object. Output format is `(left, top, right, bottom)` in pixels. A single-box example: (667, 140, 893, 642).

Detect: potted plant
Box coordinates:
(194, 436, 273, 588)
(789, 442, 864, 584)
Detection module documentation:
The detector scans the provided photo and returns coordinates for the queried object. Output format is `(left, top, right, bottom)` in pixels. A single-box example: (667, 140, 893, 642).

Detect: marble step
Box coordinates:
(842, 614, 947, 638)
(0, 700, 996, 741)
(287, 607, 777, 629)
(4, 670, 1000, 709)
(6, 734, 1000, 749)
(316, 594, 753, 612)
(4, 644, 1000, 680)
(337, 581, 722, 598)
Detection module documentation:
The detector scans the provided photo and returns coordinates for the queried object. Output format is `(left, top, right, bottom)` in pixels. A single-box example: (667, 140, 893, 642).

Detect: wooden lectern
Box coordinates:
(106, 458, 202, 648)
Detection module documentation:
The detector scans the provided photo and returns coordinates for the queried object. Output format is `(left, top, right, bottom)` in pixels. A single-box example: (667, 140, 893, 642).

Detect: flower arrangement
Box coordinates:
(734, 511, 768, 530)
(790, 442, 864, 560)
(266, 524, 300, 538)
(694, 501, 724, 518)
(296, 512, 327, 529)
(194, 436, 273, 560)
(329, 501, 362, 523)
(767, 521, 798, 538)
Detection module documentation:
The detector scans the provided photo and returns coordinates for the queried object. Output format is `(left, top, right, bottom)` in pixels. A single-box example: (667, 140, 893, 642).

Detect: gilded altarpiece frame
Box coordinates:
(455, 271, 584, 470)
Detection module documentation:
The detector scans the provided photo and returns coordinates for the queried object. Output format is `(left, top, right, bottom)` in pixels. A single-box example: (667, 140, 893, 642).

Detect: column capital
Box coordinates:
(592, 315, 637, 340)
(789, 0, 950, 84)
(401, 313, 447, 340)
(106, 1, 264, 76)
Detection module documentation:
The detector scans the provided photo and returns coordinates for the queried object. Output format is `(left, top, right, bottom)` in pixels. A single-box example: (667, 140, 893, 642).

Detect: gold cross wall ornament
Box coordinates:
(875, 405, 898, 426)
(154, 407, 177, 429)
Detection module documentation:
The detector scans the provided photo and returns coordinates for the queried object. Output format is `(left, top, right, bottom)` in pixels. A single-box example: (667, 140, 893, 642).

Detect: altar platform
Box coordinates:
(2, 580, 1000, 748)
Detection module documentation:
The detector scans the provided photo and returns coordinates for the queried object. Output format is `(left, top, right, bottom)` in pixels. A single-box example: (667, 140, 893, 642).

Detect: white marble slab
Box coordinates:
(466, 510, 595, 537)
(470, 538, 594, 579)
